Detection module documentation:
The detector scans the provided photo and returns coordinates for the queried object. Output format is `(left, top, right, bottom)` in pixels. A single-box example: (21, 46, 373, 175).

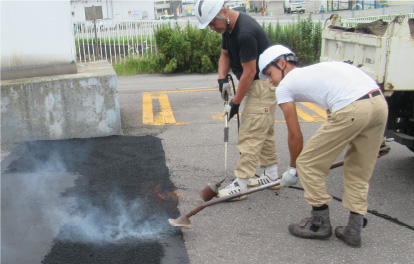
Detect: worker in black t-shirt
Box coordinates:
(195, 0, 280, 200)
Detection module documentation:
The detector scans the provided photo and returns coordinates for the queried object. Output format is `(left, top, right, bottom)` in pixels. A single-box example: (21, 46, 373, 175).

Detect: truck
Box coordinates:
(284, 0, 306, 14)
(320, 14, 414, 152)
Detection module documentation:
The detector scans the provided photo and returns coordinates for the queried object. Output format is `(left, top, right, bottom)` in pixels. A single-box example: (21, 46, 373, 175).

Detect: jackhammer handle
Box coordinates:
(223, 92, 229, 102)
(223, 111, 229, 182)
(224, 112, 229, 141)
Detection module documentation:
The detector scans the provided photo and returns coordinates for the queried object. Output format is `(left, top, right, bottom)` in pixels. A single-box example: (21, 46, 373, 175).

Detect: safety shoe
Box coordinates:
(335, 213, 366, 248)
(288, 208, 332, 239)
(217, 180, 247, 201)
(248, 175, 280, 190)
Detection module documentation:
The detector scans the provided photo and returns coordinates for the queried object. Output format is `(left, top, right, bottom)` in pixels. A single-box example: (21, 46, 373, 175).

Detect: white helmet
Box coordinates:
(258, 45, 297, 80)
(195, 0, 225, 29)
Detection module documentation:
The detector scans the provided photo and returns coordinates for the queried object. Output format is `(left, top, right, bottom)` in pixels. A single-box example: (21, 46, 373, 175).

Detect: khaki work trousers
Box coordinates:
(296, 93, 388, 215)
(235, 80, 278, 179)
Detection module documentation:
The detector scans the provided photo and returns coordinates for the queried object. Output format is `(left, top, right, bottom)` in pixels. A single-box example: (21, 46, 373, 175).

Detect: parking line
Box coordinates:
(156, 93, 176, 124)
(142, 92, 154, 124)
(143, 92, 185, 125)
(143, 89, 327, 125)
(296, 107, 316, 122)
(299, 102, 327, 119)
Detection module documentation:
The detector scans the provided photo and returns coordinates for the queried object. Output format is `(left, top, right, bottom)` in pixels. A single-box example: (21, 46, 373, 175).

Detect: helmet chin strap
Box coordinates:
(271, 61, 287, 80)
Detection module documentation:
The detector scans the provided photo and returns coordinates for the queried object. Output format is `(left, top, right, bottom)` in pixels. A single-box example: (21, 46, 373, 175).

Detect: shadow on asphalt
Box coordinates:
(1, 135, 189, 264)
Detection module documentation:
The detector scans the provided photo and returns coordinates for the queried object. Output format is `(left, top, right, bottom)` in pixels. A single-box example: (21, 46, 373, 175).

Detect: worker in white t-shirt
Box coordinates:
(258, 45, 388, 248)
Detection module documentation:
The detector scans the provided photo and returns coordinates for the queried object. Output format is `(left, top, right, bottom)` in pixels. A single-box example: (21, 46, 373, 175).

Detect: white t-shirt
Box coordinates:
(276, 61, 379, 112)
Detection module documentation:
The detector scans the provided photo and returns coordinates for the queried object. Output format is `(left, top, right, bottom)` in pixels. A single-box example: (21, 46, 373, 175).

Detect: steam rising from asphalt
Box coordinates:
(7, 147, 175, 245)
(58, 194, 173, 243)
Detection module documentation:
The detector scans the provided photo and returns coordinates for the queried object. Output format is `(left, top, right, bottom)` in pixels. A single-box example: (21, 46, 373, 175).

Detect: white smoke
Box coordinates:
(4, 146, 176, 247)
(57, 194, 173, 243)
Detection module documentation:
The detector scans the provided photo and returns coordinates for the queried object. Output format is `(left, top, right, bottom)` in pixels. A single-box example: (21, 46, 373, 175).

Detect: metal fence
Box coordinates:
(75, 14, 414, 64)
(73, 19, 199, 64)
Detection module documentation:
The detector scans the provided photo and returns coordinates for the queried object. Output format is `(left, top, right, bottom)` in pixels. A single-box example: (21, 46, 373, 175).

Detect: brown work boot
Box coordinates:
(335, 212, 366, 248)
(288, 207, 332, 239)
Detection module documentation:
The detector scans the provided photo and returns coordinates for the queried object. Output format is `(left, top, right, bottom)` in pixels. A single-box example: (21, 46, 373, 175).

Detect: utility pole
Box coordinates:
(170, 0, 183, 20)
(173, 0, 178, 20)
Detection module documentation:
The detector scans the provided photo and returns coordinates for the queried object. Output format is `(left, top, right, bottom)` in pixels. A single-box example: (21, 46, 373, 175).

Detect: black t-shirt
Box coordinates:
(222, 12, 270, 80)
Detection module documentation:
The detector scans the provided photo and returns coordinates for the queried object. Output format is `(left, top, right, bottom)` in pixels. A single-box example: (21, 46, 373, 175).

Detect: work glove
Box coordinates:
(223, 100, 240, 121)
(218, 78, 232, 101)
(280, 166, 299, 187)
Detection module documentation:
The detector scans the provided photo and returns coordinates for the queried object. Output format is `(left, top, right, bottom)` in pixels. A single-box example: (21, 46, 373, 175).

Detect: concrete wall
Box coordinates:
(1, 61, 121, 143)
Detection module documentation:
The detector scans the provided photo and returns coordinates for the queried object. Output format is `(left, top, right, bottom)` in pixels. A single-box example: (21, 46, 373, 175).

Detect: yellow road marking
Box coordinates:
(299, 102, 327, 119)
(142, 92, 154, 124)
(155, 88, 217, 94)
(143, 89, 327, 125)
(212, 101, 327, 123)
(143, 89, 216, 126)
(296, 107, 316, 122)
(143, 92, 179, 125)
(157, 93, 176, 124)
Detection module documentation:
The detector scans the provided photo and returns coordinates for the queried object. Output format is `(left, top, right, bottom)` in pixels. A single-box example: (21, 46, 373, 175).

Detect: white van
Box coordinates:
(284, 0, 306, 14)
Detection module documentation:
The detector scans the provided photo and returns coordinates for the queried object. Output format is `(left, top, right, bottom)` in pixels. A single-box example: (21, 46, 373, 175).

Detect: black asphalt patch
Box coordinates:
(2, 136, 189, 264)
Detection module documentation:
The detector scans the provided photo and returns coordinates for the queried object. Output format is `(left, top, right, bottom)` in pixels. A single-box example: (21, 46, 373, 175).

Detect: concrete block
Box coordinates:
(1, 61, 121, 143)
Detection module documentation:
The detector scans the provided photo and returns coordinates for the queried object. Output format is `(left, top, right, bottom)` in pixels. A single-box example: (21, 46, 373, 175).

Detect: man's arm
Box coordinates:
(232, 59, 256, 104)
(218, 49, 230, 79)
(279, 102, 303, 167)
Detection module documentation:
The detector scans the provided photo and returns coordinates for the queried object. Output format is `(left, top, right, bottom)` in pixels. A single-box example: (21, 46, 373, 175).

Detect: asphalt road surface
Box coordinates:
(118, 73, 414, 263)
(2, 73, 414, 263)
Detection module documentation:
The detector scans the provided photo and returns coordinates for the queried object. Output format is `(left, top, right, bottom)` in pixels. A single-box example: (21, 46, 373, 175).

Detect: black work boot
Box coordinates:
(288, 207, 332, 239)
(335, 212, 365, 248)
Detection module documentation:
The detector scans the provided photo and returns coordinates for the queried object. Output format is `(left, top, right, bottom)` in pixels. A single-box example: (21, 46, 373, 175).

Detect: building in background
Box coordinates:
(70, 0, 155, 20)
(155, 0, 184, 19)
(182, 0, 196, 16)
(154, 0, 172, 18)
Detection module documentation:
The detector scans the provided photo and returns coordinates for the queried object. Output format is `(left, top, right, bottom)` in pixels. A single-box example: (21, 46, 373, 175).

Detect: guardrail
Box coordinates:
(342, 13, 414, 27)
(73, 19, 199, 64)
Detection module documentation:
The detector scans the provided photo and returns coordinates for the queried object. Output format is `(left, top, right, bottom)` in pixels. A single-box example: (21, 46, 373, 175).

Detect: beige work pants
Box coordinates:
(235, 80, 278, 179)
(296, 93, 388, 215)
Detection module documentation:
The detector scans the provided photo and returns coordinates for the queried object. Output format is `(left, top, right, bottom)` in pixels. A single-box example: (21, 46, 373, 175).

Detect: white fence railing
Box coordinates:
(75, 14, 413, 64)
(342, 13, 414, 27)
(73, 19, 199, 64)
